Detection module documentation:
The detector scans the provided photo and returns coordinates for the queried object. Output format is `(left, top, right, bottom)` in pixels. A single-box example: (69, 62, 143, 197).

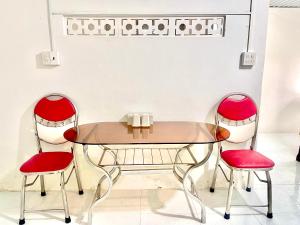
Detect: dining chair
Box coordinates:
(209, 93, 274, 220)
(19, 94, 83, 224)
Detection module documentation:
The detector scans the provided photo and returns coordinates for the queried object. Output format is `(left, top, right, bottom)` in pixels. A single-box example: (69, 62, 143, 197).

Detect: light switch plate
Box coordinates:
(40, 51, 61, 66)
(241, 52, 256, 67)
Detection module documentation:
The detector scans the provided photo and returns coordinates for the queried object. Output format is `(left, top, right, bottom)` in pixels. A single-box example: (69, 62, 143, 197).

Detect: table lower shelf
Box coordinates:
(96, 147, 197, 167)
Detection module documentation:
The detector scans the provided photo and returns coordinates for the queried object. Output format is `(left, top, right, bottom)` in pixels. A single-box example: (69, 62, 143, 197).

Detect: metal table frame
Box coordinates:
(82, 142, 219, 225)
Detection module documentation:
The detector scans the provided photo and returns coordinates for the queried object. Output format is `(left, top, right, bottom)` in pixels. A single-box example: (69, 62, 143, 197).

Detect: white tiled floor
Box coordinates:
(0, 134, 299, 225)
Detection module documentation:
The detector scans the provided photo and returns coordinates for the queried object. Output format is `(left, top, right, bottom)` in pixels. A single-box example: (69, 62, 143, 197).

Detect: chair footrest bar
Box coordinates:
(25, 175, 40, 187)
(64, 166, 75, 185)
(253, 171, 268, 183)
(24, 208, 65, 213)
(231, 204, 268, 207)
(218, 165, 231, 183)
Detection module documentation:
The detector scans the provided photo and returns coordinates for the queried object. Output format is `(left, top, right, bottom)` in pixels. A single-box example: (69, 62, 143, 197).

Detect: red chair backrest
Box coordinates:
(216, 93, 258, 145)
(217, 95, 257, 121)
(33, 94, 77, 146)
(34, 95, 76, 122)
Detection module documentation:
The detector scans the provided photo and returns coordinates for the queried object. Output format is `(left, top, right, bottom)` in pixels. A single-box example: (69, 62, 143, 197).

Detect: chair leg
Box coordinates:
(266, 171, 273, 219)
(210, 150, 220, 193)
(246, 171, 252, 192)
(73, 159, 84, 195)
(40, 175, 46, 196)
(19, 175, 27, 225)
(60, 172, 71, 223)
(224, 169, 234, 220)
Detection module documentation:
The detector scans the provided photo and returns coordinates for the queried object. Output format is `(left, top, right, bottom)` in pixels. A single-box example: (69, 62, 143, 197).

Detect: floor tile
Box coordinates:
(256, 212, 300, 225)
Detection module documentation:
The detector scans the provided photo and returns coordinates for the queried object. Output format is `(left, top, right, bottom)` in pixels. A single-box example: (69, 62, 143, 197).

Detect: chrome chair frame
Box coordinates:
(83, 143, 217, 225)
(209, 92, 273, 220)
(19, 93, 83, 225)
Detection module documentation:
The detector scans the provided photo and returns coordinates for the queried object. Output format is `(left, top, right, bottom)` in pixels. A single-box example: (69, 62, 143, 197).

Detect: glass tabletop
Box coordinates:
(64, 121, 230, 145)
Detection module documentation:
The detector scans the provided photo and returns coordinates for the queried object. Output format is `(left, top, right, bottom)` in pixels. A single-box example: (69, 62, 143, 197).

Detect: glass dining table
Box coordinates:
(64, 121, 230, 225)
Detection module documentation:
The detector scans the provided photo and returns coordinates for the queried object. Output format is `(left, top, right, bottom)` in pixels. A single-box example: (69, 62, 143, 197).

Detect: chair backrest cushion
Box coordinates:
(34, 94, 77, 145)
(217, 94, 258, 143)
(34, 95, 76, 122)
(217, 95, 257, 121)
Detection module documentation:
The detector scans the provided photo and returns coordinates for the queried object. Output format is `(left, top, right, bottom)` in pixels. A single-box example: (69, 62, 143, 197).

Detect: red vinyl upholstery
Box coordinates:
(217, 96, 257, 121)
(63, 129, 77, 142)
(221, 150, 275, 169)
(34, 96, 76, 122)
(20, 152, 73, 173)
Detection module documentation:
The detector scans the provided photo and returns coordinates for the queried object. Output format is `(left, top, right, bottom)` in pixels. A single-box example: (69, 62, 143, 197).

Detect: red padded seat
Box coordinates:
(221, 150, 275, 169)
(20, 152, 73, 173)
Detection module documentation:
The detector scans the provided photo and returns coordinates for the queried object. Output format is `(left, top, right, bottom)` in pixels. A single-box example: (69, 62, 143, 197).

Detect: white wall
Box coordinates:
(0, 0, 269, 191)
(259, 8, 300, 133)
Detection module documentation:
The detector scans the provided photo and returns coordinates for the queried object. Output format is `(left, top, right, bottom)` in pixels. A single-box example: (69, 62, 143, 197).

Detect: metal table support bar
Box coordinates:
(83, 143, 215, 225)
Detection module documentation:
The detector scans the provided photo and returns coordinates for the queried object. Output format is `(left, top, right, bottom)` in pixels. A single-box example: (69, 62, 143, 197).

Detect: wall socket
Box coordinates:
(40, 51, 61, 66)
(240, 52, 256, 67)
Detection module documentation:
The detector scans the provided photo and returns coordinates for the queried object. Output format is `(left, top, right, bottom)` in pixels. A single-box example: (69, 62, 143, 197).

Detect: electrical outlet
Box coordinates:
(241, 52, 256, 67)
(40, 51, 61, 66)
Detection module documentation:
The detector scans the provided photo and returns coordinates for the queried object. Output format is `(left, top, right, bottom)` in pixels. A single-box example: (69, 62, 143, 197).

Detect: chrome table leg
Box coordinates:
(176, 143, 214, 224)
(83, 144, 113, 225)
(187, 176, 206, 223)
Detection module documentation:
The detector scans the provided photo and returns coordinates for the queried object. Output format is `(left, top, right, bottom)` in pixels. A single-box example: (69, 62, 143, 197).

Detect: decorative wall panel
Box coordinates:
(65, 16, 225, 37)
(66, 18, 116, 36)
